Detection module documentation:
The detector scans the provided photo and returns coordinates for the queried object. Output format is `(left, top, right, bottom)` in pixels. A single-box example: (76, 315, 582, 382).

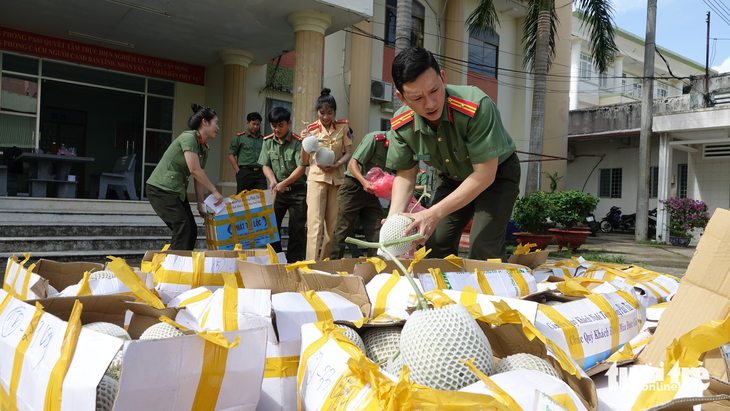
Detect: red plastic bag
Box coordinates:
(365, 167, 395, 200)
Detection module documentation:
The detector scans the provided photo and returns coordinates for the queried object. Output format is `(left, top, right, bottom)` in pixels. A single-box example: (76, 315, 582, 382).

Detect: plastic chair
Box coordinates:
(90, 154, 138, 200)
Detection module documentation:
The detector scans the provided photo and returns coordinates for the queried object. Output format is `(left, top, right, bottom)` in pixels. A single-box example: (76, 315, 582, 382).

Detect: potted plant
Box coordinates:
(659, 196, 710, 247)
(548, 190, 600, 252)
(512, 190, 554, 250)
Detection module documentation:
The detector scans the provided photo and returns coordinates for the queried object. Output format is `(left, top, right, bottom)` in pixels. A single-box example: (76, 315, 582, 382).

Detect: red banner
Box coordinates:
(0, 27, 204, 85)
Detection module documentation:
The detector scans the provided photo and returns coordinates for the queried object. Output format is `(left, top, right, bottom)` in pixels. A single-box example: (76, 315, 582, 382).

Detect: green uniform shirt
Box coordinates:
(146, 130, 209, 201)
(229, 130, 264, 166)
(345, 131, 391, 179)
(258, 131, 306, 186)
(414, 169, 429, 197)
(386, 85, 516, 182)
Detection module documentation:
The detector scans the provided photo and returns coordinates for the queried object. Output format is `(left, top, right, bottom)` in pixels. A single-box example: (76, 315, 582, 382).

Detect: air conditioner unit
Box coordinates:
(370, 80, 393, 103)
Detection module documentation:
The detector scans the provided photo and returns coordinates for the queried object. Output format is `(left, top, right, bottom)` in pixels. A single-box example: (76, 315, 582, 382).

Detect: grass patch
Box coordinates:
(635, 240, 665, 247)
(548, 248, 629, 264)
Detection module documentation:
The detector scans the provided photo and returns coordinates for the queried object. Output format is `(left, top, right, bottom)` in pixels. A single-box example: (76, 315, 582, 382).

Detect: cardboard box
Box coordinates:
(203, 190, 279, 250)
(638, 208, 730, 382)
(418, 267, 537, 298)
(32, 259, 105, 292)
(3, 255, 47, 299)
(508, 249, 550, 270)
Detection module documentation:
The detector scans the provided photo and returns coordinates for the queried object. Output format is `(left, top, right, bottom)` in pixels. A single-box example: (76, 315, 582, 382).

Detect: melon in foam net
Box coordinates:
(83, 322, 131, 381)
(378, 214, 417, 258)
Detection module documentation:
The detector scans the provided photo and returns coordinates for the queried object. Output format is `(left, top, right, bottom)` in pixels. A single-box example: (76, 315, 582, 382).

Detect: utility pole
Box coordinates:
(636, 0, 657, 242)
(706, 12, 710, 94)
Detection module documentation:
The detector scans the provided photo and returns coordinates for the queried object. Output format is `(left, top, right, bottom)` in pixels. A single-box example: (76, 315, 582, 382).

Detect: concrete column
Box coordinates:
(288, 11, 332, 126)
(613, 56, 624, 94)
(569, 39, 582, 110)
(216, 49, 254, 196)
(444, 0, 465, 86)
(672, 79, 684, 96)
(657, 133, 672, 242)
(350, 20, 373, 146)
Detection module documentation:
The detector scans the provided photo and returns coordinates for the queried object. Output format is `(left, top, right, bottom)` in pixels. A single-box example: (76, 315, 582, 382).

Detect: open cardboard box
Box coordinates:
(31, 259, 105, 292)
(508, 249, 550, 270)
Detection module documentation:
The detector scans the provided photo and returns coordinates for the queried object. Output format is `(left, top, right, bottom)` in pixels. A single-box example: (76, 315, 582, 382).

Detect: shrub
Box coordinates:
(549, 190, 599, 230)
(513, 191, 553, 234)
(659, 197, 709, 237)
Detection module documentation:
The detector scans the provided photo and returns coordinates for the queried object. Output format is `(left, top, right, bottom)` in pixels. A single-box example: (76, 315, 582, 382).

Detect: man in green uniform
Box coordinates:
(229, 112, 267, 193)
(328, 131, 391, 259)
(414, 168, 430, 207)
(386, 47, 521, 261)
(258, 107, 309, 263)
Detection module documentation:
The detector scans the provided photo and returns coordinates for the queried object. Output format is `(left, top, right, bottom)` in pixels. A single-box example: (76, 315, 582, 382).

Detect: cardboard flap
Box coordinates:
(300, 273, 371, 318)
(237, 260, 306, 293)
(31, 259, 104, 291)
(647, 377, 730, 410)
(638, 208, 730, 381)
(351, 259, 411, 285)
(142, 249, 269, 262)
(508, 250, 550, 270)
(36, 295, 134, 328)
(463, 259, 529, 271)
(124, 301, 181, 339)
(309, 259, 365, 275)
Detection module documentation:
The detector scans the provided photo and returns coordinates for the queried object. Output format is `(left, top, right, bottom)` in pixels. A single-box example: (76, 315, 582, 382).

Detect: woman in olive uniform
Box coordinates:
(146, 104, 224, 250)
(300, 88, 353, 260)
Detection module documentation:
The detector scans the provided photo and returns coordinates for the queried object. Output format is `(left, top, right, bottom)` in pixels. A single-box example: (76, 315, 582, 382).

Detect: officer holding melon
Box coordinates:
(385, 47, 521, 261)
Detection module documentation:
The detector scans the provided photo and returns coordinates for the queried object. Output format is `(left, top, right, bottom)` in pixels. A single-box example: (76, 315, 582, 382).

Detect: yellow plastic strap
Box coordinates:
(538, 305, 585, 369)
(460, 285, 479, 307)
(407, 247, 431, 273)
(349, 317, 369, 328)
(507, 267, 530, 297)
(549, 394, 579, 411)
(9, 303, 44, 409)
(556, 278, 594, 297)
(587, 294, 621, 352)
(107, 257, 165, 309)
(200, 307, 212, 329)
(159, 315, 189, 330)
(371, 313, 402, 323)
(607, 342, 634, 362)
(162, 244, 170, 251)
(2, 255, 18, 293)
(285, 260, 316, 273)
(476, 270, 494, 295)
(444, 254, 463, 267)
(632, 311, 730, 410)
(264, 356, 300, 378)
(649, 302, 670, 309)
(422, 290, 457, 308)
(373, 271, 401, 318)
(615, 290, 640, 311)
(428, 268, 449, 290)
(267, 243, 279, 264)
(19, 263, 36, 300)
(178, 289, 213, 308)
(487, 259, 501, 263)
(191, 332, 240, 411)
(237, 252, 246, 261)
(77, 271, 92, 296)
(225, 202, 241, 248)
(300, 290, 333, 322)
(6, 254, 30, 294)
(44, 299, 83, 411)
(460, 358, 523, 410)
(234, 243, 242, 251)
(191, 252, 205, 289)
(336, 271, 349, 276)
(514, 243, 536, 256)
(366, 257, 387, 273)
(221, 272, 239, 331)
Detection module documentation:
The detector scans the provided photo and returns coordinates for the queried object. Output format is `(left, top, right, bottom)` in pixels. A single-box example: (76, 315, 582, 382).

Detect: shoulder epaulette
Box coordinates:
(374, 134, 386, 141)
(335, 119, 349, 124)
(390, 110, 414, 130)
(307, 123, 320, 132)
(236, 131, 246, 136)
(447, 96, 479, 118)
(292, 133, 303, 141)
(264, 133, 275, 140)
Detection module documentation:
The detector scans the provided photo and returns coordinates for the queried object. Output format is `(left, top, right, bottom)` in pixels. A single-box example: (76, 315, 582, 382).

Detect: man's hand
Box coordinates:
(401, 209, 438, 245)
(269, 180, 278, 191)
(212, 191, 224, 206)
(301, 128, 310, 138)
(317, 163, 336, 172)
(362, 180, 373, 194)
(274, 182, 288, 193)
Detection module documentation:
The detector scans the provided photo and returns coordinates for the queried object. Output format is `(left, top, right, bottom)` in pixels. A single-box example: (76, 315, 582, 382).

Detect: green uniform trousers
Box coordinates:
(425, 152, 520, 261)
(328, 176, 384, 259)
(236, 166, 268, 193)
(269, 183, 308, 263)
(146, 184, 198, 251)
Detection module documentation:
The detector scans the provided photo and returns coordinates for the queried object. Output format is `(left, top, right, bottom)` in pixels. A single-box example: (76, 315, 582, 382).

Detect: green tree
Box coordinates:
(466, 1, 618, 195)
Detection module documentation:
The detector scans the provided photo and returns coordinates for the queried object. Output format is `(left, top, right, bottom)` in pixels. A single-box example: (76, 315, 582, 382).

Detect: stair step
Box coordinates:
(0, 236, 208, 253)
(0, 224, 205, 238)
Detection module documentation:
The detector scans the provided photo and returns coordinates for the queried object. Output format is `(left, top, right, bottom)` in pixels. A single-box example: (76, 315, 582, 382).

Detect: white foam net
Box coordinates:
(378, 215, 417, 257)
(336, 324, 366, 353)
(84, 322, 131, 341)
(495, 353, 561, 379)
(362, 326, 402, 365)
(139, 322, 185, 340)
(89, 270, 117, 281)
(96, 375, 118, 411)
(400, 304, 494, 390)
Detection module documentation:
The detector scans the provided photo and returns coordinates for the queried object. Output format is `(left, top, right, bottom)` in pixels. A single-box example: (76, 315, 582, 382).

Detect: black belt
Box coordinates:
(239, 165, 261, 171)
(284, 184, 306, 192)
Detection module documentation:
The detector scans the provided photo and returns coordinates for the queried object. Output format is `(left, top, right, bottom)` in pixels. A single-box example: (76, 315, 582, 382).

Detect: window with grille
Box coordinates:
(468, 30, 499, 78)
(649, 166, 658, 198)
(678, 164, 688, 198)
(599, 168, 622, 198)
(580, 54, 592, 80)
(632, 80, 642, 98)
(599, 72, 608, 89)
(384, 0, 425, 48)
(656, 82, 668, 98)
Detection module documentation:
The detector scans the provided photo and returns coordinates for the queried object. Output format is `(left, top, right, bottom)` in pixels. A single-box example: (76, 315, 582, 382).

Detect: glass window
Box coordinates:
(632, 80, 642, 98)
(148, 79, 175, 97)
(2, 53, 39, 75)
(468, 30, 499, 78)
(380, 118, 392, 131)
(384, 0, 425, 48)
(599, 168, 622, 198)
(678, 164, 688, 198)
(144, 131, 173, 163)
(580, 54, 592, 80)
(146, 96, 174, 131)
(1, 75, 38, 114)
(264, 99, 293, 136)
(0, 113, 35, 148)
(43, 61, 145, 92)
(599, 72, 608, 89)
(656, 82, 668, 98)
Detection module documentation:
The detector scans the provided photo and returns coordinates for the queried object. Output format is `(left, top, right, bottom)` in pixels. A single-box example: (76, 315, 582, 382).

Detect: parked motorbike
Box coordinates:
(585, 213, 598, 236)
(600, 206, 657, 235)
